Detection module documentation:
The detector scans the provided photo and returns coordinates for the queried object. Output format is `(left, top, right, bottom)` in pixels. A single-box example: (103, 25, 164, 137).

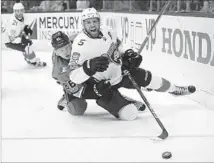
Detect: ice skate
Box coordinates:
(134, 100, 146, 111)
(32, 60, 47, 67)
(25, 57, 47, 67)
(169, 85, 196, 96)
(57, 95, 67, 110)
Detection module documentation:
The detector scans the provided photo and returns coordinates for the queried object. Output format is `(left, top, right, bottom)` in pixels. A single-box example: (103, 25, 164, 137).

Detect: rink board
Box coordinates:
(2, 12, 214, 109)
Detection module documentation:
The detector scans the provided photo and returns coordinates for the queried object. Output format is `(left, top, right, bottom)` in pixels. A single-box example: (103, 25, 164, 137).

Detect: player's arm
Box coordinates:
(52, 51, 70, 82)
(52, 51, 81, 94)
(119, 41, 143, 70)
(111, 30, 142, 70)
(52, 51, 60, 81)
(6, 20, 32, 44)
(69, 53, 109, 84)
(69, 41, 109, 84)
(106, 27, 130, 54)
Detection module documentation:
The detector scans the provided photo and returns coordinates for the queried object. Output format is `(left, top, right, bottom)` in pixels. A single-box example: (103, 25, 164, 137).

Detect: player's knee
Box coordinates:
(67, 98, 87, 116)
(118, 103, 138, 121)
(131, 68, 152, 87)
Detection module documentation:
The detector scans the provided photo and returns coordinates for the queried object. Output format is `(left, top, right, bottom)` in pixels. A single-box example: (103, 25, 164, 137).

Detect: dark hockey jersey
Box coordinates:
(52, 52, 70, 83)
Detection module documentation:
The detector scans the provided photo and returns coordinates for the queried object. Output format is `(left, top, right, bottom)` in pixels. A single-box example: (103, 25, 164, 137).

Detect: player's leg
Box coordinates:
(116, 68, 196, 96)
(58, 78, 144, 119)
(65, 92, 87, 116)
(83, 78, 146, 114)
(57, 94, 67, 110)
(96, 89, 140, 121)
(121, 94, 146, 111)
(58, 90, 87, 116)
(57, 78, 100, 115)
(5, 36, 46, 67)
(21, 36, 46, 67)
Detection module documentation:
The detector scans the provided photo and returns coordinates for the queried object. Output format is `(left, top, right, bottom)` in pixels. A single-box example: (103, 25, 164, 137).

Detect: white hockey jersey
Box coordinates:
(3, 14, 26, 44)
(69, 26, 130, 85)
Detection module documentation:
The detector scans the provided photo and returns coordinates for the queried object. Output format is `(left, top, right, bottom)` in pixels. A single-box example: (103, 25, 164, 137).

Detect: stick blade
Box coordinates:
(158, 129, 169, 140)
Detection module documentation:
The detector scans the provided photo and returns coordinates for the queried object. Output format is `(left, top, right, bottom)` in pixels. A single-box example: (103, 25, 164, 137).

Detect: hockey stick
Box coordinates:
(111, 1, 172, 85)
(126, 2, 171, 140)
(29, 18, 37, 30)
(26, 18, 36, 55)
(109, 1, 172, 139)
(124, 71, 168, 140)
(110, 1, 172, 84)
(137, 1, 172, 54)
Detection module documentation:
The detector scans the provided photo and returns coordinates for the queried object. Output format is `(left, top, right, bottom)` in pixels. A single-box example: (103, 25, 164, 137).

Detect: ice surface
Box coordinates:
(2, 50, 214, 162)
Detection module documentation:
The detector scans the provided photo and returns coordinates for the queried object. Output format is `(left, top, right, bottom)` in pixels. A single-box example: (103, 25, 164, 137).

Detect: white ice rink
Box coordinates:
(2, 50, 214, 162)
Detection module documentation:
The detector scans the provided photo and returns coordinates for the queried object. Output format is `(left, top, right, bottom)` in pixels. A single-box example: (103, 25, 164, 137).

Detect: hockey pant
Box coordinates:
(82, 78, 144, 118)
(112, 67, 152, 90)
(61, 68, 150, 118)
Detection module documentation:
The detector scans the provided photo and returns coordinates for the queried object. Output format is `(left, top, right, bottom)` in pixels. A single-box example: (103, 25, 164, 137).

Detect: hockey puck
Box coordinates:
(188, 85, 196, 93)
(162, 151, 172, 159)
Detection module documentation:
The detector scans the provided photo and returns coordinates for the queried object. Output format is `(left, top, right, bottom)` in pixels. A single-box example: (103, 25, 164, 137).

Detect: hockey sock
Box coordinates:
(145, 76, 176, 93)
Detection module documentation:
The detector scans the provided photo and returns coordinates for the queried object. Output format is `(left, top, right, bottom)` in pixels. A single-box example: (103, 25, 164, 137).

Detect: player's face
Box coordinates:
(14, 9, 24, 19)
(55, 43, 72, 60)
(83, 18, 100, 38)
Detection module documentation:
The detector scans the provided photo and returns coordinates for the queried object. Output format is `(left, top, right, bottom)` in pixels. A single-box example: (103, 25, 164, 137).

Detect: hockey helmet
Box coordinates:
(81, 8, 100, 23)
(13, 2, 24, 19)
(13, 2, 24, 11)
(51, 31, 70, 50)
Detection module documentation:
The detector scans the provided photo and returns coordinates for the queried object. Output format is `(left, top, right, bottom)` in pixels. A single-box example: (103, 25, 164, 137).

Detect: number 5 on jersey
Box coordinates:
(78, 39, 86, 46)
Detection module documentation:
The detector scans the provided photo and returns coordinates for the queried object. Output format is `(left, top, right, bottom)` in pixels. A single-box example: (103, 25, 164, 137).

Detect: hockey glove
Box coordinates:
(21, 35, 33, 46)
(122, 49, 142, 70)
(93, 80, 112, 97)
(83, 56, 109, 76)
(23, 25, 33, 36)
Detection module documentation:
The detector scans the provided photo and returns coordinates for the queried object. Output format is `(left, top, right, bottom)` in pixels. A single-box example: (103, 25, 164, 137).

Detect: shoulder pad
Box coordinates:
(69, 32, 78, 43)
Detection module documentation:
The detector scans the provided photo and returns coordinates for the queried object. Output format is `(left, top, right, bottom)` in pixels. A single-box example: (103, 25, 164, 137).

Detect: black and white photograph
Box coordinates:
(1, 0, 214, 162)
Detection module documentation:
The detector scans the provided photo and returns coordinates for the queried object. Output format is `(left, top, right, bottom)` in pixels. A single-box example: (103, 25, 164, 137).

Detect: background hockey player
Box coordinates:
(67, 8, 196, 121)
(51, 31, 145, 117)
(3, 1, 46, 67)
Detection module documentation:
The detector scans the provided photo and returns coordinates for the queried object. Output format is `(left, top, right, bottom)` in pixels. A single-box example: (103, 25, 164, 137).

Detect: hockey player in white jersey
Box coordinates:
(3, 1, 46, 67)
(51, 31, 145, 115)
(67, 8, 196, 121)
